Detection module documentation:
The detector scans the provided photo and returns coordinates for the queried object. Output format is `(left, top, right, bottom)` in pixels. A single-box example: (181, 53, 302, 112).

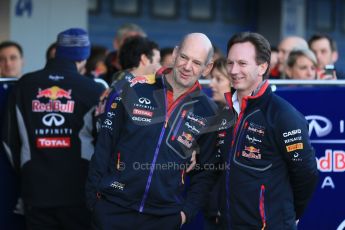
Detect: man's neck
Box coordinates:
(236, 80, 263, 105)
(165, 73, 189, 100)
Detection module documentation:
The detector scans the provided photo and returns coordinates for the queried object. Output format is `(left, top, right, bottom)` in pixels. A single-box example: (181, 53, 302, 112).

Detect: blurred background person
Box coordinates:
(203, 57, 231, 230)
(160, 47, 174, 67)
(45, 42, 57, 62)
(308, 33, 342, 79)
(0, 41, 24, 78)
(209, 57, 231, 105)
(277, 36, 308, 78)
(212, 44, 224, 62)
(269, 46, 280, 78)
(285, 48, 317, 80)
(104, 23, 147, 85)
(85, 45, 109, 79)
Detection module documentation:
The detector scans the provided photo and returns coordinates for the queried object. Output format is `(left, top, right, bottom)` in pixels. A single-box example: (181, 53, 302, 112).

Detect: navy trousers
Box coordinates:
(92, 198, 182, 230)
(24, 204, 91, 230)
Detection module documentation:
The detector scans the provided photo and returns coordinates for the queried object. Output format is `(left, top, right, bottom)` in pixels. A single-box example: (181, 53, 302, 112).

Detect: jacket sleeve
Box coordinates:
(274, 108, 319, 219)
(1, 86, 21, 172)
(85, 86, 126, 210)
(182, 125, 220, 223)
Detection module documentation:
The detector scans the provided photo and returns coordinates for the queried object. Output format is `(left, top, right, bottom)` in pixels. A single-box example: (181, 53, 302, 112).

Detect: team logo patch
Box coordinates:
(177, 132, 193, 148)
(37, 86, 72, 100)
(129, 74, 155, 87)
(242, 145, 261, 159)
(36, 137, 71, 148)
(186, 112, 206, 126)
(286, 143, 304, 152)
(133, 108, 153, 117)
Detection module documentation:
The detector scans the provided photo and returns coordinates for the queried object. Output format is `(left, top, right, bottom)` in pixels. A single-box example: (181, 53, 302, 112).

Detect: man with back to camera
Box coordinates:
(218, 32, 318, 229)
(2, 28, 104, 229)
(86, 32, 222, 229)
(0, 41, 24, 78)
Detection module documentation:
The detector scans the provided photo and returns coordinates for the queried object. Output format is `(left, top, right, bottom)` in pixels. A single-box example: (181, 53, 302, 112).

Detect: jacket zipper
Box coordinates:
(259, 184, 266, 230)
(116, 152, 121, 170)
(139, 77, 194, 212)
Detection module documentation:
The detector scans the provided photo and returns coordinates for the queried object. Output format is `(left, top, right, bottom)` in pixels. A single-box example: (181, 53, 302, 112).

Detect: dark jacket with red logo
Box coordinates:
(1, 58, 104, 207)
(86, 69, 220, 222)
(219, 81, 318, 229)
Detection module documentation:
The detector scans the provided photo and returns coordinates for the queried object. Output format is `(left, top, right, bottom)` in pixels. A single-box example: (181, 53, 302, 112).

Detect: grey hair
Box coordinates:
(286, 48, 317, 67)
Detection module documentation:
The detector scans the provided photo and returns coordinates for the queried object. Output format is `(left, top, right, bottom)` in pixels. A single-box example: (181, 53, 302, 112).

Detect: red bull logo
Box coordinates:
(182, 132, 193, 142)
(244, 145, 260, 154)
(129, 74, 155, 87)
(317, 149, 345, 172)
(37, 86, 72, 100)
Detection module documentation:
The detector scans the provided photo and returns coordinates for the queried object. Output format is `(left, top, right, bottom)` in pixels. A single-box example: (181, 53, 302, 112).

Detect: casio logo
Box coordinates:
(283, 129, 301, 137)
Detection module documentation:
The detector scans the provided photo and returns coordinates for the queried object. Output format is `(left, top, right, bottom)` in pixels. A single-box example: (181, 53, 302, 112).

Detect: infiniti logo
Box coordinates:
(306, 115, 332, 137)
(139, 97, 151, 105)
(42, 113, 65, 127)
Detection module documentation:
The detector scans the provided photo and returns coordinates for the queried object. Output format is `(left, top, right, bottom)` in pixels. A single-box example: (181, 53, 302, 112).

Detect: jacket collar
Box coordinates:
(45, 58, 79, 74)
(224, 80, 270, 111)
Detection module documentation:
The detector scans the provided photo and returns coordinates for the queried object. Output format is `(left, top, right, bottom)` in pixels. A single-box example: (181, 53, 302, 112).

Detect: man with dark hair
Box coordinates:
(218, 32, 318, 229)
(2, 28, 104, 229)
(118, 36, 160, 76)
(103, 23, 147, 85)
(308, 33, 343, 79)
(86, 33, 220, 229)
(0, 41, 24, 78)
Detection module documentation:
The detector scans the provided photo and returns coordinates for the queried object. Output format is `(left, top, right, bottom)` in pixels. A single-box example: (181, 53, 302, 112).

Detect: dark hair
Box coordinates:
(160, 47, 173, 59)
(227, 32, 271, 77)
(85, 45, 108, 75)
(308, 33, 337, 52)
(46, 42, 57, 60)
(0, 41, 23, 57)
(119, 36, 159, 70)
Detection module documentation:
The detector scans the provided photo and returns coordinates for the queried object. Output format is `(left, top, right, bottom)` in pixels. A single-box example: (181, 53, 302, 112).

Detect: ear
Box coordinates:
(140, 54, 149, 66)
(202, 61, 214, 76)
(332, 51, 338, 63)
(258, 62, 269, 76)
(172, 46, 179, 61)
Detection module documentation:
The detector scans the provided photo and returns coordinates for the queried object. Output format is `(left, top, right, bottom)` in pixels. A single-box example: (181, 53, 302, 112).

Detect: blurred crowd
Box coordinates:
(1, 24, 343, 83)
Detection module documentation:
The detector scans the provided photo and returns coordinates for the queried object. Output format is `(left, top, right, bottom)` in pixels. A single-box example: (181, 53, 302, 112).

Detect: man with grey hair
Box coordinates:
(86, 33, 220, 229)
(277, 36, 309, 78)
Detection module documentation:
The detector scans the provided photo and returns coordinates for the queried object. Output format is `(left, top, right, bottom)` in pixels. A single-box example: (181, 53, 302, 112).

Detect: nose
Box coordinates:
(307, 67, 315, 78)
(184, 60, 192, 71)
(228, 63, 239, 75)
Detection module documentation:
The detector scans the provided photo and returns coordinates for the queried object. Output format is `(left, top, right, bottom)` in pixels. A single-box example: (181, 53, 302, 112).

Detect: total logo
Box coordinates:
(36, 137, 70, 148)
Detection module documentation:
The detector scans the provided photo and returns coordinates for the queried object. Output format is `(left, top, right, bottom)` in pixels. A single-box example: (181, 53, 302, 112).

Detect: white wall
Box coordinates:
(9, 0, 87, 74)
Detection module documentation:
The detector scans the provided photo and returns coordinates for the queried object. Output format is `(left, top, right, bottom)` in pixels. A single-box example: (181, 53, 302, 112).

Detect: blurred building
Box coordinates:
(1, 0, 345, 74)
